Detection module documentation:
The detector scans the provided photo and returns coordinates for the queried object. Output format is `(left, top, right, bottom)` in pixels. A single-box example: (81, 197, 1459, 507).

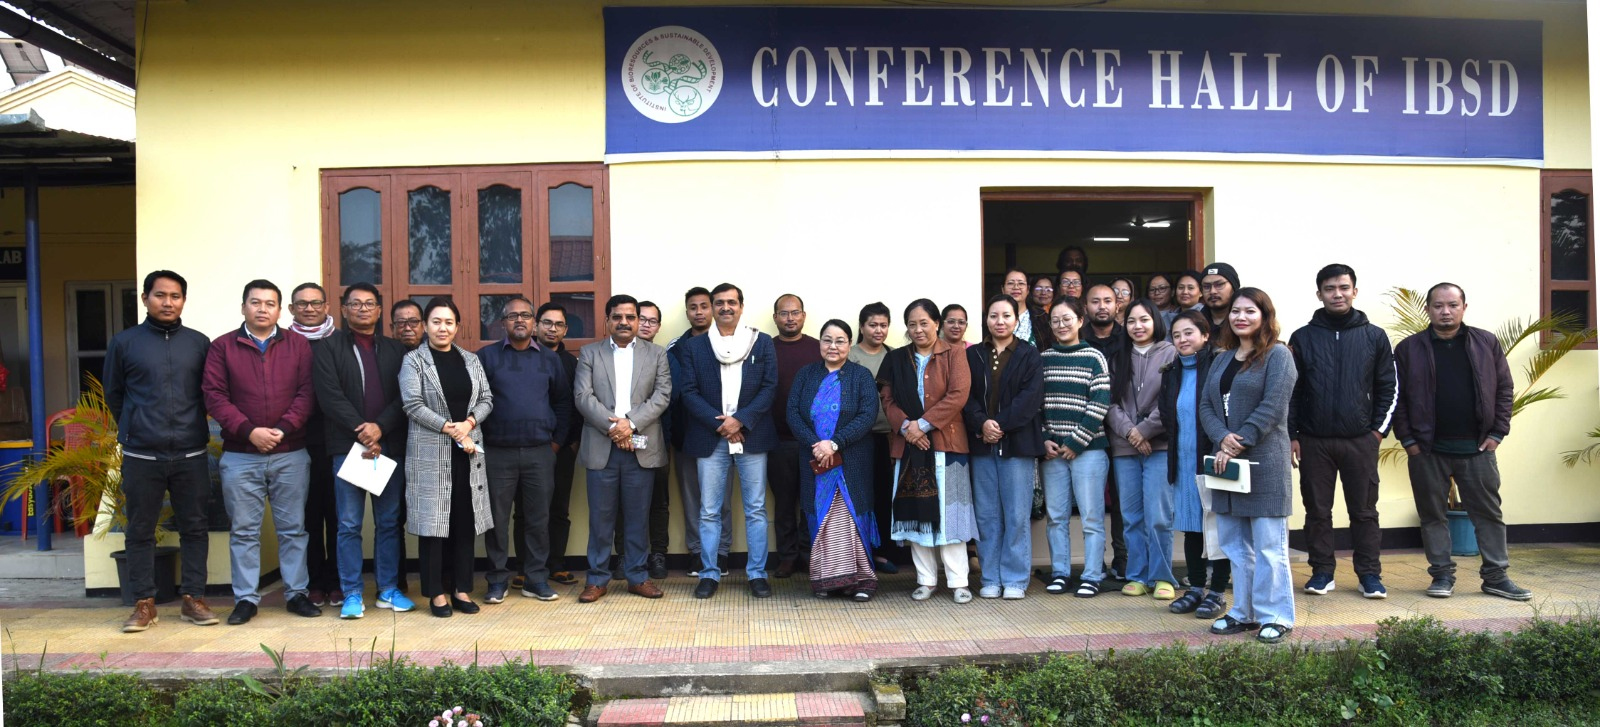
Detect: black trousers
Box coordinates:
(614, 460, 671, 557)
(1299, 434, 1383, 577)
(546, 444, 578, 572)
(870, 433, 906, 564)
(418, 461, 476, 599)
(304, 446, 340, 592)
(487, 445, 556, 586)
(1106, 469, 1127, 570)
(121, 454, 212, 599)
(766, 439, 804, 562)
(1182, 531, 1232, 591)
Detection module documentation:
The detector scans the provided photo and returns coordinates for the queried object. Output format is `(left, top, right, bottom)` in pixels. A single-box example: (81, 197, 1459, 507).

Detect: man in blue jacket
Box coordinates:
(105, 270, 216, 633)
(678, 283, 779, 599)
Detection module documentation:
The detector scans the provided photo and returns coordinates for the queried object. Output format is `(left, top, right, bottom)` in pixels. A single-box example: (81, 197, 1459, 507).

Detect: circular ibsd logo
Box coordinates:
(621, 26, 722, 123)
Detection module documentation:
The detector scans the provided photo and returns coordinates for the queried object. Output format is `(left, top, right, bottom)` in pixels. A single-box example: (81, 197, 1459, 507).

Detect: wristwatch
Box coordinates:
(828, 440, 839, 452)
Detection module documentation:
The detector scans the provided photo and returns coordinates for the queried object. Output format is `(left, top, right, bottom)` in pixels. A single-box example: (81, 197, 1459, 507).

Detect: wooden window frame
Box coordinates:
(321, 163, 610, 351)
(1540, 170, 1598, 350)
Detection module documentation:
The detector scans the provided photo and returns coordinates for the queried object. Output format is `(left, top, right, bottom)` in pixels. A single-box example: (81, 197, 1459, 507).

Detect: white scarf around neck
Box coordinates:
(711, 325, 759, 453)
(291, 317, 335, 340)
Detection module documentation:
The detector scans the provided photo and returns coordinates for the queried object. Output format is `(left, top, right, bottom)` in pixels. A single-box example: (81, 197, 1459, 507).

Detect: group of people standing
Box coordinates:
(104, 252, 1531, 643)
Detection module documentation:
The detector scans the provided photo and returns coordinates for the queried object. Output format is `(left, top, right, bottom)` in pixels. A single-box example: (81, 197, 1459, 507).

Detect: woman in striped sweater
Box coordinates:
(1039, 296, 1113, 598)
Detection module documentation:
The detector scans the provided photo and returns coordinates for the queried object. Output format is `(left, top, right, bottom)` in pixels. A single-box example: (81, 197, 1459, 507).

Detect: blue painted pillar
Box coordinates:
(24, 168, 50, 551)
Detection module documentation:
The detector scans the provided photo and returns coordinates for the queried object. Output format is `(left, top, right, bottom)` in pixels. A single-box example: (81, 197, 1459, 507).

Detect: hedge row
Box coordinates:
(2, 657, 576, 727)
(906, 615, 1600, 726)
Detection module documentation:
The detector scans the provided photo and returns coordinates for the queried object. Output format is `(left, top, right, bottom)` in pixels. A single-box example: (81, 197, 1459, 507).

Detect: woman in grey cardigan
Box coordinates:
(1199, 288, 1298, 644)
(401, 298, 494, 618)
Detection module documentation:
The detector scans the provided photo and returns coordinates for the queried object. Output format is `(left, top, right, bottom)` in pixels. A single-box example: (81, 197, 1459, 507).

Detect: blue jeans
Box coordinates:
(1217, 513, 1295, 627)
(219, 450, 311, 603)
(697, 442, 768, 581)
(332, 454, 405, 597)
(1113, 451, 1177, 587)
(971, 454, 1035, 590)
(1041, 449, 1109, 582)
(586, 447, 654, 587)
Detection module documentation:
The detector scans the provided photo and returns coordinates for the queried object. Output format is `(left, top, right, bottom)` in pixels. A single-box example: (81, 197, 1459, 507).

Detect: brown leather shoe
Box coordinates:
(180, 595, 219, 625)
(774, 558, 796, 578)
(578, 585, 607, 603)
(628, 580, 664, 599)
(122, 598, 158, 633)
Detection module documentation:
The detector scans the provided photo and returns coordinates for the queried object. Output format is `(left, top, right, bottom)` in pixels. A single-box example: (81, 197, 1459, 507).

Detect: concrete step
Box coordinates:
(573, 659, 872, 699)
(588, 692, 871, 727)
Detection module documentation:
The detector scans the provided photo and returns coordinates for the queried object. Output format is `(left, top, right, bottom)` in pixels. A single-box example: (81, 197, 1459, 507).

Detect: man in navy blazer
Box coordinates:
(678, 282, 779, 599)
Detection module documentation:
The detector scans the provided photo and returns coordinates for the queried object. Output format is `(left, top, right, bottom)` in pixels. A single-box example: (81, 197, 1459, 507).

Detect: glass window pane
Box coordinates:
(75, 289, 107, 351)
(1551, 290, 1593, 330)
(339, 188, 383, 285)
(478, 185, 523, 284)
(78, 356, 104, 395)
(409, 185, 453, 285)
(479, 294, 516, 341)
(549, 292, 595, 339)
(1550, 189, 1591, 281)
(549, 183, 594, 282)
(119, 287, 137, 330)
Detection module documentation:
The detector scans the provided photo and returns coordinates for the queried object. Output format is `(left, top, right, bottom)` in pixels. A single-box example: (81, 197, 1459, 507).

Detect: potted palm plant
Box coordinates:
(1379, 287, 1596, 555)
(0, 378, 181, 604)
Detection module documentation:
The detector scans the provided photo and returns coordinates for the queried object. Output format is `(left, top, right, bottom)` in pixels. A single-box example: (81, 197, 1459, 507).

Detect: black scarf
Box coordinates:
(882, 346, 941, 535)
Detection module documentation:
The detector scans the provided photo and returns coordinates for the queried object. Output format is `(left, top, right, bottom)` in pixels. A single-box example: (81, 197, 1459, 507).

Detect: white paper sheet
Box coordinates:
(336, 442, 397, 496)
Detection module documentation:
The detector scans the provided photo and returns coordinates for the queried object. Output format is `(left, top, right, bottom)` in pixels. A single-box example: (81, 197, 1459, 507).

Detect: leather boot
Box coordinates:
(121, 598, 158, 633)
(181, 594, 220, 625)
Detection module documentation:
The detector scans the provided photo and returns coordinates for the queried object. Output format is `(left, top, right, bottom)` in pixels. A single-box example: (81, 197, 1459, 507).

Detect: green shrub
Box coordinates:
(1004, 654, 1114, 725)
(2, 670, 168, 727)
(170, 678, 276, 727)
(1375, 615, 1502, 701)
(905, 664, 1001, 727)
(274, 657, 575, 726)
(1497, 616, 1600, 701)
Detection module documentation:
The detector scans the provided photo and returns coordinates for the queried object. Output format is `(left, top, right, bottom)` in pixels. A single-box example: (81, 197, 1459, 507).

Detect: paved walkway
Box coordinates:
(2, 544, 1596, 681)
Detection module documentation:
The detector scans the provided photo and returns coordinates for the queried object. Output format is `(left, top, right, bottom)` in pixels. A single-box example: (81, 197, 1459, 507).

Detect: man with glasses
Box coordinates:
(477, 296, 571, 603)
(679, 283, 780, 599)
(289, 283, 341, 607)
(1200, 263, 1241, 339)
(390, 299, 424, 350)
(573, 294, 673, 603)
(313, 283, 414, 618)
(535, 302, 583, 586)
(768, 294, 822, 578)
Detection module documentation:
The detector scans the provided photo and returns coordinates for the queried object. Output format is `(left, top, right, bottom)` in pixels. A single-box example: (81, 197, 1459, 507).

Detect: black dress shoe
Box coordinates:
(450, 596, 480, 614)
(774, 559, 796, 579)
(648, 552, 669, 581)
(286, 594, 322, 618)
(749, 578, 773, 598)
(430, 600, 452, 618)
(694, 578, 719, 599)
(226, 600, 258, 625)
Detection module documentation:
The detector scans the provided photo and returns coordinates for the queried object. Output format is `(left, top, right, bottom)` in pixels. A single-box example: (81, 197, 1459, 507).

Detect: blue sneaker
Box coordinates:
(1303, 573, 1335, 595)
(1359, 574, 1389, 599)
(377, 588, 415, 612)
(339, 594, 364, 619)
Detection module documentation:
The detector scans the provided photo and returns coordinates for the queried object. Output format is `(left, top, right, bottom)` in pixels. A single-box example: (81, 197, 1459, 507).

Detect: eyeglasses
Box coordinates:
(639, 317, 660, 326)
(1201, 281, 1231, 292)
(1148, 285, 1171, 295)
(1060, 280, 1083, 289)
(820, 338, 850, 348)
(502, 312, 535, 322)
(1033, 285, 1054, 293)
(538, 319, 568, 329)
(290, 300, 326, 310)
(1049, 318, 1076, 327)
(393, 318, 422, 328)
(344, 300, 379, 311)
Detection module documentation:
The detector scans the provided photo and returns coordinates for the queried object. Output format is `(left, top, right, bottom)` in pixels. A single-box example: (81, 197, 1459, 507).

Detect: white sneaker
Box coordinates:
(952, 587, 973, 604)
(1002, 587, 1026, 600)
(978, 585, 1002, 599)
(911, 585, 936, 601)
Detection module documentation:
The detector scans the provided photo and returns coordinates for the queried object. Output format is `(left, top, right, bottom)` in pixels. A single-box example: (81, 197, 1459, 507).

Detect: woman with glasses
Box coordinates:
(1039, 296, 1112, 598)
(1147, 274, 1178, 326)
(880, 299, 975, 603)
(999, 268, 1034, 346)
(1058, 268, 1086, 302)
(1110, 277, 1137, 321)
(401, 297, 495, 618)
(963, 294, 1044, 600)
(788, 319, 882, 600)
(1026, 274, 1056, 349)
(940, 303, 971, 348)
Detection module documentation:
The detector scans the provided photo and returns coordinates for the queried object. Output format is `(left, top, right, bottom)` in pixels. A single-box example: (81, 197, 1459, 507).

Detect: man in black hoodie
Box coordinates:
(1288, 264, 1397, 600)
(105, 270, 217, 633)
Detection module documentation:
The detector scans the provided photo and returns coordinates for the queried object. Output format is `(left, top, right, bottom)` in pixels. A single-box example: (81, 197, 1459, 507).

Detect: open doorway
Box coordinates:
(980, 191, 1204, 308)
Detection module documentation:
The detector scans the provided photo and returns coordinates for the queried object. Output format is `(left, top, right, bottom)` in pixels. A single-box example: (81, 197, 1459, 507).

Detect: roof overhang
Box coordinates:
(0, 108, 133, 185)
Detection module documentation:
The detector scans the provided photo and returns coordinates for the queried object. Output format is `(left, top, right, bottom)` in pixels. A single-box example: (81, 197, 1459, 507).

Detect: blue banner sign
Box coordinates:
(605, 7, 1542, 164)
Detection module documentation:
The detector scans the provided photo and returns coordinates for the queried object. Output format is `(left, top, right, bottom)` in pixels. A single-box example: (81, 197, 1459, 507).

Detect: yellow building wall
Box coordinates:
(135, 0, 1598, 557)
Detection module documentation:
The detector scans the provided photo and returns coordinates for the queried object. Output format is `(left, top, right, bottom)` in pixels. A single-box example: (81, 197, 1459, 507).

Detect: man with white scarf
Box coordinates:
(678, 283, 780, 600)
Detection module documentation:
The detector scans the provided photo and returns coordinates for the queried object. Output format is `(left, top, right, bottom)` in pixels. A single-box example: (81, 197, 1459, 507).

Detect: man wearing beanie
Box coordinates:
(1199, 263, 1240, 339)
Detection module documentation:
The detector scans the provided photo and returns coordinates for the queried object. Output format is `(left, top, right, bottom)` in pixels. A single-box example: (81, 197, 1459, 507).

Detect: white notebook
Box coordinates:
(336, 442, 398, 496)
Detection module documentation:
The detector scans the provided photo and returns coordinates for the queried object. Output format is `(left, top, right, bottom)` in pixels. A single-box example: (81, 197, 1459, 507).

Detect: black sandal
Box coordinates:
(1209, 614, 1260, 635)
(1195, 592, 1226, 620)
(1046, 576, 1070, 594)
(1074, 580, 1101, 598)
(1257, 624, 1293, 644)
(1169, 588, 1204, 614)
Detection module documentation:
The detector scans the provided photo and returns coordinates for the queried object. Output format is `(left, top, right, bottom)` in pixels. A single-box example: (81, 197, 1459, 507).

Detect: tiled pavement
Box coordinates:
(2, 544, 1597, 680)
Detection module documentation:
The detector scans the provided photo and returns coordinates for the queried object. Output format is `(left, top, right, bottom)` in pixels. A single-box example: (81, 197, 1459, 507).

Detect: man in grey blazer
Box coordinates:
(573, 294, 673, 603)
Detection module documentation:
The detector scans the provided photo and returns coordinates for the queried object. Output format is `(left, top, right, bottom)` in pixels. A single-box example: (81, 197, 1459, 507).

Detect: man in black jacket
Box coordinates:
(313, 283, 414, 618)
(535, 302, 583, 585)
(105, 270, 218, 633)
(1288, 264, 1397, 600)
(1393, 283, 1528, 602)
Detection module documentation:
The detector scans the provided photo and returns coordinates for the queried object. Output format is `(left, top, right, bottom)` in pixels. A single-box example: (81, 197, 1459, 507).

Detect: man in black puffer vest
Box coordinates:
(1288, 264, 1397, 601)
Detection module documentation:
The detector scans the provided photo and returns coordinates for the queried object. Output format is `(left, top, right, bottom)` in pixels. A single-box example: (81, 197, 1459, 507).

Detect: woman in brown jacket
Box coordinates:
(879, 298, 975, 603)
